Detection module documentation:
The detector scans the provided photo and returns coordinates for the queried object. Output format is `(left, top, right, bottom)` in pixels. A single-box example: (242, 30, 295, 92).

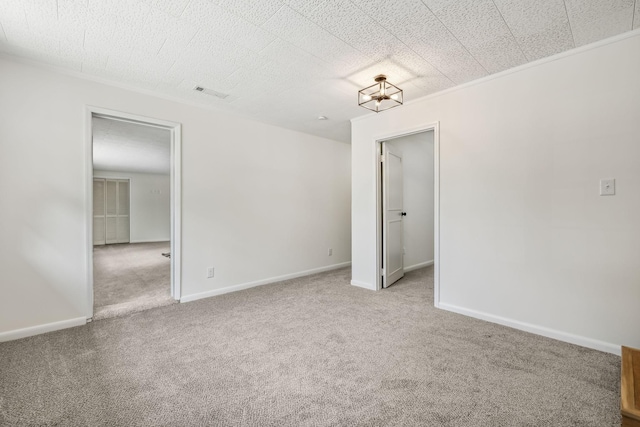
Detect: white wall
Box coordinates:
(351, 32, 640, 354)
(93, 170, 170, 243)
(387, 132, 434, 269)
(0, 56, 351, 336)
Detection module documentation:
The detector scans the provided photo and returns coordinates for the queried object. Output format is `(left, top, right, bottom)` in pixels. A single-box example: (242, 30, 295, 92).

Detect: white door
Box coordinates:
(116, 180, 130, 243)
(93, 179, 106, 245)
(105, 179, 118, 244)
(95, 178, 130, 245)
(382, 142, 404, 288)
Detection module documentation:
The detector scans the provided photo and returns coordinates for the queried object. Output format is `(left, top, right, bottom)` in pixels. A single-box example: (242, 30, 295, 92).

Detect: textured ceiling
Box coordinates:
(93, 117, 171, 174)
(1, 0, 638, 143)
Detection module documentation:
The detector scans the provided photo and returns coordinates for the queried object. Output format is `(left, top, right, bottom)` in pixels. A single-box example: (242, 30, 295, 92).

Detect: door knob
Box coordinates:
(401, 212, 407, 216)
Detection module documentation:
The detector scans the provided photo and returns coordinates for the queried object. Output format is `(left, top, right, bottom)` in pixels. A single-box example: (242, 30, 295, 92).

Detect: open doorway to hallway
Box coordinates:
(91, 113, 178, 320)
(379, 130, 435, 291)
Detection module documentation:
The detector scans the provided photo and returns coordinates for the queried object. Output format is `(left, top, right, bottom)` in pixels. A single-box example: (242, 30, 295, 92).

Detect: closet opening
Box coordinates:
(374, 122, 440, 305)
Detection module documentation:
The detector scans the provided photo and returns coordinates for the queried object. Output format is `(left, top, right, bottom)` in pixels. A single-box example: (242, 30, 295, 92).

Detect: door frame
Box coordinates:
(84, 106, 182, 319)
(374, 122, 440, 307)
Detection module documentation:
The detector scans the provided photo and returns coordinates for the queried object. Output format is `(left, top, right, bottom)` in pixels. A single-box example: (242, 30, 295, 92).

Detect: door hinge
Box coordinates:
(380, 154, 384, 163)
(380, 268, 385, 275)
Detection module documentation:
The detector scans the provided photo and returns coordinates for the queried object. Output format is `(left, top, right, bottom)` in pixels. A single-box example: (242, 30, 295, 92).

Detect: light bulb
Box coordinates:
(390, 94, 398, 100)
(380, 83, 385, 96)
(362, 94, 371, 101)
(375, 99, 381, 107)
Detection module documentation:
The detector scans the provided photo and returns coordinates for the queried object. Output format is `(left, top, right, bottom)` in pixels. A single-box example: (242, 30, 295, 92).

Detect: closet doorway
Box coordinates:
(374, 122, 440, 304)
(379, 131, 435, 289)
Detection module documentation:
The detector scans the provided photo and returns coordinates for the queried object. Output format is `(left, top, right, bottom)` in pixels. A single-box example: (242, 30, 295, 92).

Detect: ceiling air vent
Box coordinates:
(193, 85, 229, 99)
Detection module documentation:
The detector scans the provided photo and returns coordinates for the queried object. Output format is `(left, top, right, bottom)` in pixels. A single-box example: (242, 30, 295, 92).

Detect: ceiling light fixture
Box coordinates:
(318, 115, 328, 120)
(358, 75, 403, 113)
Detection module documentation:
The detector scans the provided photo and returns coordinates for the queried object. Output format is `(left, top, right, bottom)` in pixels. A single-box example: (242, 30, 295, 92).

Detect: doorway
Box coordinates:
(85, 107, 182, 320)
(376, 124, 440, 304)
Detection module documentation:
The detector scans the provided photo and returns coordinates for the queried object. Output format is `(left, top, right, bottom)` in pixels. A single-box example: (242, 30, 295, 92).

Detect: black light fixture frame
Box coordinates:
(358, 75, 403, 113)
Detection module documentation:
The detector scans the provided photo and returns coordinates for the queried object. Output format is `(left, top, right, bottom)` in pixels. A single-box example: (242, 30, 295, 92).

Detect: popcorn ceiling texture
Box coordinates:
(0, 267, 620, 426)
(92, 118, 172, 175)
(0, 0, 637, 142)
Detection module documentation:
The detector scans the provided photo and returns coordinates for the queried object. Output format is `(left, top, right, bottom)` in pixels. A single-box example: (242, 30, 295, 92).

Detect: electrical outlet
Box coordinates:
(328, 248, 332, 256)
(207, 267, 214, 278)
(600, 178, 615, 196)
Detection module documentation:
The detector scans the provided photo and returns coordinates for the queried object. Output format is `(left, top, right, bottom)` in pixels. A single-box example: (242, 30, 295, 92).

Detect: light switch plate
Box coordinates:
(600, 179, 615, 196)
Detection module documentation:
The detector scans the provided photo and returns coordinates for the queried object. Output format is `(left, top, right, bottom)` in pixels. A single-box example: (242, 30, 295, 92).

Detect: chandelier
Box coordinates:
(358, 75, 403, 113)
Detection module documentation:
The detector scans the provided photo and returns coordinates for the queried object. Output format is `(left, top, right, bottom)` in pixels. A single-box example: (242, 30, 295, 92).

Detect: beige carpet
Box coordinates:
(93, 242, 175, 320)
(0, 266, 620, 426)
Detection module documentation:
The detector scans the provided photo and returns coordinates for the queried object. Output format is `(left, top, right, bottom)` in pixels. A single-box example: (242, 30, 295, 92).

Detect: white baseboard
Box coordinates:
(181, 262, 352, 303)
(0, 317, 87, 342)
(438, 302, 620, 355)
(350, 280, 376, 290)
(129, 239, 170, 244)
(405, 260, 434, 272)
(349, 262, 434, 291)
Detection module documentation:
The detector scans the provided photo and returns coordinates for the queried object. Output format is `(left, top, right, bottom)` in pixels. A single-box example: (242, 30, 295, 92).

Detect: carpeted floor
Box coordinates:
(93, 242, 176, 320)
(0, 267, 620, 426)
